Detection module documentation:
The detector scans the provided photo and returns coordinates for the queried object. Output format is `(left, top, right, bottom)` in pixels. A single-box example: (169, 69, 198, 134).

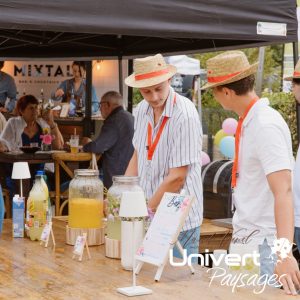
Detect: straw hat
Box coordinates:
(125, 54, 177, 88)
(201, 51, 258, 90)
(284, 59, 300, 81)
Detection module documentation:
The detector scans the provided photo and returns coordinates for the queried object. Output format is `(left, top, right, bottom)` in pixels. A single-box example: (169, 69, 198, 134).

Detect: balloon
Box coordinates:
(201, 151, 210, 166)
(214, 129, 229, 146)
(222, 118, 238, 135)
(219, 136, 235, 159)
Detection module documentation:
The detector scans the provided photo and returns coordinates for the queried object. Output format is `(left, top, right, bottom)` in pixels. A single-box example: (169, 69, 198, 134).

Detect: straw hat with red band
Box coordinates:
(201, 51, 258, 90)
(125, 54, 177, 88)
(284, 59, 300, 81)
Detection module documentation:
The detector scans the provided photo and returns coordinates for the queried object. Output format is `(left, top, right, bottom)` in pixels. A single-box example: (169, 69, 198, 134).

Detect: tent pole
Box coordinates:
(84, 60, 92, 137)
(293, 42, 300, 144)
(127, 59, 133, 113)
(256, 47, 265, 97)
(118, 56, 123, 96)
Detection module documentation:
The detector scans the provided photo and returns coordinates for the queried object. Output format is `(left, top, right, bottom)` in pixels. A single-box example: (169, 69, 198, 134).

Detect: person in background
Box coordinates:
(202, 51, 299, 295)
(0, 61, 17, 113)
(0, 112, 6, 133)
(82, 91, 134, 189)
(0, 95, 64, 198)
(0, 95, 64, 152)
(125, 54, 203, 262)
(52, 61, 99, 115)
(284, 60, 300, 257)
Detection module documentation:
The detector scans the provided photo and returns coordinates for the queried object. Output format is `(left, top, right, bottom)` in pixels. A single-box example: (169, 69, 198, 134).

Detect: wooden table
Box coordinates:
(0, 151, 54, 216)
(0, 220, 288, 300)
(0, 151, 53, 164)
(200, 219, 232, 252)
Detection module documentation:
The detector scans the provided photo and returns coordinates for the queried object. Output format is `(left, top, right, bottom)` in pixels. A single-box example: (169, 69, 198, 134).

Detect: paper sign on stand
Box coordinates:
(72, 233, 91, 261)
(135, 192, 195, 281)
(40, 221, 56, 248)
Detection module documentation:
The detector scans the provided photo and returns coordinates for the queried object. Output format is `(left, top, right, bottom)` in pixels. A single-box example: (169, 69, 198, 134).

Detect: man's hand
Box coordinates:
(275, 255, 300, 295)
(148, 166, 188, 210)
(0, 107, 7, 113)
(82, 137, 92, 146)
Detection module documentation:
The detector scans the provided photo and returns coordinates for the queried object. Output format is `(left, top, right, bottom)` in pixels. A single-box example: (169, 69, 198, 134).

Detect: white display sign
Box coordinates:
(257, 22, 287, 36)
(136, 193, 194, 266)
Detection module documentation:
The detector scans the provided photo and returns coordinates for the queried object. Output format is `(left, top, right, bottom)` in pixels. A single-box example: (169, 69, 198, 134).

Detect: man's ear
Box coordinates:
(223, 87, 235, 98)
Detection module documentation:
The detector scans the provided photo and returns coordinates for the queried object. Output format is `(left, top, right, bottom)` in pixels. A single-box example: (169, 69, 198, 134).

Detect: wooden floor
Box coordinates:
(0, 220, 289, 300)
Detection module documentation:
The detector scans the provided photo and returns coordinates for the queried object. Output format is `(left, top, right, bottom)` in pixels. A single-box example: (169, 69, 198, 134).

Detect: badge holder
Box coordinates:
(40, 221, 56, 248)
(72, 232, 91, 261)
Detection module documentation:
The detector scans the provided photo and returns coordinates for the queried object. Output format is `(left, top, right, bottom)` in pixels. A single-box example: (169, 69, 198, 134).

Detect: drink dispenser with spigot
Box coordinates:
(67, 169, 104, 245)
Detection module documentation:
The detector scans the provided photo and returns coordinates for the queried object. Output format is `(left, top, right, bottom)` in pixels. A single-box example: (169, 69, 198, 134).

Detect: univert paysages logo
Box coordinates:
(168, 238, 292, 294)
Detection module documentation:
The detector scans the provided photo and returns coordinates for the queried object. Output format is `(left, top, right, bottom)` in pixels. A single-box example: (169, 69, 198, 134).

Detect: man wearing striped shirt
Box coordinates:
(125, 54, 203, 260)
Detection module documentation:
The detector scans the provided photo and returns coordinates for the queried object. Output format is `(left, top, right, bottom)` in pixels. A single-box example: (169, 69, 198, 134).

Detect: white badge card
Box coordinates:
(40, 221, 55, 248)
(72, 233, 91, 261)
(41, 223, 51, 242)
(73, 235, 85, 256)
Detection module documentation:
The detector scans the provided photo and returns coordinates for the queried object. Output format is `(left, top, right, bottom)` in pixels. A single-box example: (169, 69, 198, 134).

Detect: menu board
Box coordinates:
(136, 193, 194, 266)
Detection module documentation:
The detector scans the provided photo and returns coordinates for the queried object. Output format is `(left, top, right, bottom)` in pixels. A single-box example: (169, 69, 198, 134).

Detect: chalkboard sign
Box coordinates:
(136, 192, 194, 267)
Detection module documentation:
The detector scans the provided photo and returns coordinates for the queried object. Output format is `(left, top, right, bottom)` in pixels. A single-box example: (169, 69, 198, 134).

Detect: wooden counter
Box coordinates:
(0, 220, 288, 299)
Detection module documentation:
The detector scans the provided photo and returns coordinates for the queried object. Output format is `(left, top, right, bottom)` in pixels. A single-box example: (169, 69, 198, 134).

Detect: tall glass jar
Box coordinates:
(107, 176, 144, 269)
(69, 169, 104, 229)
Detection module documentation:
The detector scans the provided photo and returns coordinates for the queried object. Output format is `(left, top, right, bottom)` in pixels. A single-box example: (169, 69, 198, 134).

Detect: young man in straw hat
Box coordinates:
(202, 50, 299, 295)
(285, 60, 300, 257)
(125, 54, 203, 261)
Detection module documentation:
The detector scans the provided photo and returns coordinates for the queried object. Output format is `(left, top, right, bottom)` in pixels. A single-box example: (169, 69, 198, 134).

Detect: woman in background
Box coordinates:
(0, 95, 63, 152)
(52, 61, 99, 115)
(0, 95, 64, 198)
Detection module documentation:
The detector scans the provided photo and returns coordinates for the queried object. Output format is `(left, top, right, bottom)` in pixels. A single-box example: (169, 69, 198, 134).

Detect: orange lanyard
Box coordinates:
(231, 97, 259, 188)
(147, 95, 176, 161)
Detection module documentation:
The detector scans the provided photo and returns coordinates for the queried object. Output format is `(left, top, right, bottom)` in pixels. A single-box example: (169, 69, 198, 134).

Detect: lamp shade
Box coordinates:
(12, 162, 31, 179)
(119, 191, 148, 218)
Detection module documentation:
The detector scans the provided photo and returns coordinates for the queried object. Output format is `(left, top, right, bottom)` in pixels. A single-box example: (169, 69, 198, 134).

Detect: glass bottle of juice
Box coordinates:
(26, 174, 48, 241)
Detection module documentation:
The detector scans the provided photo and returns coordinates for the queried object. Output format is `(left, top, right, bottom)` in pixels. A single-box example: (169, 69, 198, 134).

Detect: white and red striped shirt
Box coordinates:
(133, 87, 203, 231)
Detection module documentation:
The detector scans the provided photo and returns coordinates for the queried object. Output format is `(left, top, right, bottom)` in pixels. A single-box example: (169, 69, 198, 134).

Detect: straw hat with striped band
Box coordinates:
(284, 59, 300, 81)
(125, 54, 177, 88)
(201, 51, 258, 90)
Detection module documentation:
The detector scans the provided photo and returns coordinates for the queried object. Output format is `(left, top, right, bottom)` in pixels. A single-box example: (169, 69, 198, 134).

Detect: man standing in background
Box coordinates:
(0, 61, 17, 113)
(82, 91, 134, 189)
(285, 61, 300, 257)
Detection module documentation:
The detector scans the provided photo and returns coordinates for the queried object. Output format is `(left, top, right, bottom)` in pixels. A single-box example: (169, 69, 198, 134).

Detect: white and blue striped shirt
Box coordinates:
(133, 87, 203, 231)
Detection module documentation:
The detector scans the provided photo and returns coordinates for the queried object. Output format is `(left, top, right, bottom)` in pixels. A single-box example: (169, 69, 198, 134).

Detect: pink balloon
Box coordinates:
(201, 151, 211, 166)
(222, 118, 238, 135)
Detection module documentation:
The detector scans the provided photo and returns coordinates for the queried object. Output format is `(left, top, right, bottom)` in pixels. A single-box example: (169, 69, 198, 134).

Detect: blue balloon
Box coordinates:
(219, 136, 235, 159)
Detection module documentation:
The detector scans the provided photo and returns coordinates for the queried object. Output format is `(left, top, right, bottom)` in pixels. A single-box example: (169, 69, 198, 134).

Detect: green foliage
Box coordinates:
(263, 92, 298, 154)
(202, 90, 298, 155)
(133, 88, 143, 106)
(201, 89, 237, 135)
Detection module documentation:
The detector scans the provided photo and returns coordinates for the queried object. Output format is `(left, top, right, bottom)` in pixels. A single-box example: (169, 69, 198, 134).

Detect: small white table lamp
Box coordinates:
(117, 191, 152, 297)
(12, 162, 31, 198)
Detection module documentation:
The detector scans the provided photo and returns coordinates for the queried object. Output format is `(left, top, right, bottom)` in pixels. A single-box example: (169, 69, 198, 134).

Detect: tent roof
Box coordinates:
(0, 0, 297, 59)
(167, 55, 202, 75)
